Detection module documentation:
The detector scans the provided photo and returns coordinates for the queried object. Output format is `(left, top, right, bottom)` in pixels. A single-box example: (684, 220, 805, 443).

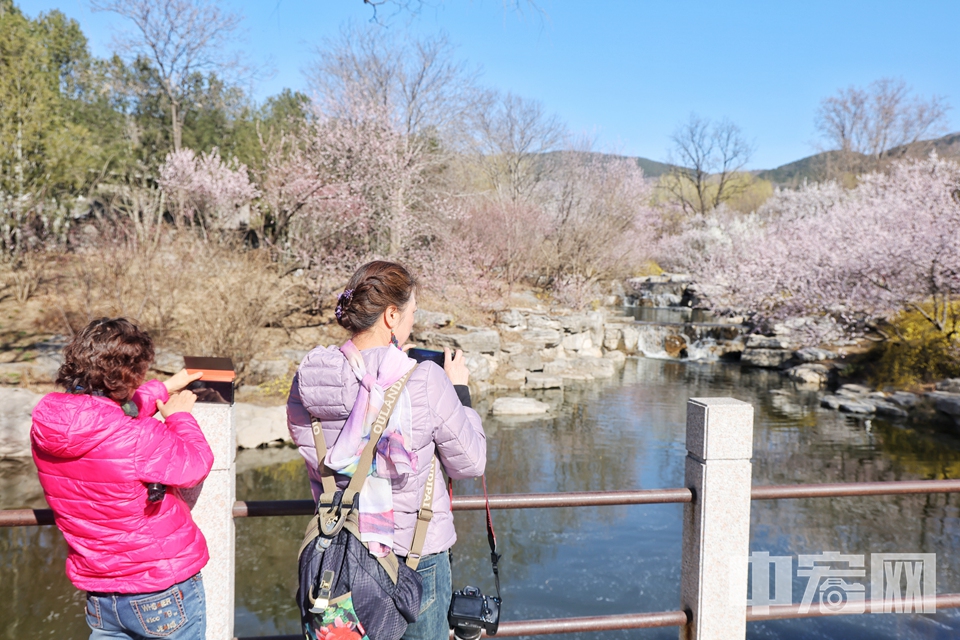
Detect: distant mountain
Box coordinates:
(536, 150, 678, 179)
(756, 132, 960, 187)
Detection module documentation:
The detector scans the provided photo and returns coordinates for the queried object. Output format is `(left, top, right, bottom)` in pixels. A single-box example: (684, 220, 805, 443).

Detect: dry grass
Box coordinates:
(37, 230, 299, 383)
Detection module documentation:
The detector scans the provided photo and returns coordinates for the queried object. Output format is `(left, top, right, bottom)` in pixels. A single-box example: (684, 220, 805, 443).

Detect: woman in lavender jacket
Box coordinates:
(287, 260, 487, 640)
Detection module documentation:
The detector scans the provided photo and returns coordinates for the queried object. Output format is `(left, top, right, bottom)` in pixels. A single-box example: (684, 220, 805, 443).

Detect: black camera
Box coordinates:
(448, 586, 501, 640)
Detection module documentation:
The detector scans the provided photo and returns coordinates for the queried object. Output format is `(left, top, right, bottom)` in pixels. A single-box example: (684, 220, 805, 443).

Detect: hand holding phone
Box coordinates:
(443, 347, 469, 386)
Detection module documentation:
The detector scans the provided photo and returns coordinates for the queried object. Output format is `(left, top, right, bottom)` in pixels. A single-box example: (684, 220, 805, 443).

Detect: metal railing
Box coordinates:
(7, 479, 960, 527)
(4, 397, 959, 640)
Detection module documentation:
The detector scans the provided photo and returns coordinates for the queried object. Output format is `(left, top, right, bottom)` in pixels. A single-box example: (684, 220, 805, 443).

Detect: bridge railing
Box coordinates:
(3, 398, 960, 640)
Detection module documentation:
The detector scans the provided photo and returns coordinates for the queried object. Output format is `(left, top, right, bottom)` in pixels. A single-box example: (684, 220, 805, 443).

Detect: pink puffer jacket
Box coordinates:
(31, 380, 213, 593)
(287, 345, 487, 557)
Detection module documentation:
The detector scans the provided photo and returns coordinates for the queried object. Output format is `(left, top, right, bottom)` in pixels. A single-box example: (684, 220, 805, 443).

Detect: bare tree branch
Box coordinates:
(91, 0, 244, 151)
(663, 114, 754, 215)
(815, 77, 950, 174)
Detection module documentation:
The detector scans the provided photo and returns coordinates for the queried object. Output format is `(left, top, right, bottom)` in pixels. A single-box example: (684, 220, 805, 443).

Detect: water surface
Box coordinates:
(3, 358, 959, 639)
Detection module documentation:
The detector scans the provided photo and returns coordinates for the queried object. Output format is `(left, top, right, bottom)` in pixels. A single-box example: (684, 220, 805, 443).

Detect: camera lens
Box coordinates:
(453, 627, 482, 640)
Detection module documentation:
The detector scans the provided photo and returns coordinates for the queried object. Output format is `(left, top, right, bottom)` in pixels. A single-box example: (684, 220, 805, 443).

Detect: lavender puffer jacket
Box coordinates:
(287, 345, 486, 557)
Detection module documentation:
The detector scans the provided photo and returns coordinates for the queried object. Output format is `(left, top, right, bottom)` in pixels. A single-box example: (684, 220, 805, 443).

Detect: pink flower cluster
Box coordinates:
(158, 148, 260, 229)
(689, 155, 960, 336)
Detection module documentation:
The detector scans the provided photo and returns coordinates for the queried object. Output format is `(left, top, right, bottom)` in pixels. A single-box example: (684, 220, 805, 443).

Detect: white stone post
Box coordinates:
(183, 403, 236, 640)
(679, 398, 754, 640)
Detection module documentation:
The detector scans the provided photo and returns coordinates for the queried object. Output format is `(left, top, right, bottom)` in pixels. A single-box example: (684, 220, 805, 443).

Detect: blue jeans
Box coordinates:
(403, 552, 452, 640)
(84, 573, 205, 640)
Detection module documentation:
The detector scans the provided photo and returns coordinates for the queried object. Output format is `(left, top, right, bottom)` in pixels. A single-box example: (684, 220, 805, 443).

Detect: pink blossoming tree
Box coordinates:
(680, 155, 960, 338)
(158, 147, 260, 234)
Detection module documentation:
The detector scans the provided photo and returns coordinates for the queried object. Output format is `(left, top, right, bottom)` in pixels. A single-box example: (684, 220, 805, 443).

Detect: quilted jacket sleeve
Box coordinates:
(426, 363, 486, 479)
(135, 412, 214, 488)
(131, 379, 169, 418)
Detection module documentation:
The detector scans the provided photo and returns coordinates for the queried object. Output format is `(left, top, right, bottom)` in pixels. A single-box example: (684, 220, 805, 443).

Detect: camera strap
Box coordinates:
(449, 475, 501, 601)
(482, 475, 502, 601)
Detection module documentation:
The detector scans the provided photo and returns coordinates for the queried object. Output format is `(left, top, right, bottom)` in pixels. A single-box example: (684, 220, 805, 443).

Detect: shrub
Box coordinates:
(864, 308, 960, 388)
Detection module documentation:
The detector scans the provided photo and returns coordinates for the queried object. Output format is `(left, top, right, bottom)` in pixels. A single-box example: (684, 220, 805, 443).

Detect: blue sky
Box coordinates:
(17, 0, 960, 170)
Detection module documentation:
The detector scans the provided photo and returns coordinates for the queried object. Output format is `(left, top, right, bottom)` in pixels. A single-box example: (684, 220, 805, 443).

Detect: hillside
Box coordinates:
(757, 132, 960, 187)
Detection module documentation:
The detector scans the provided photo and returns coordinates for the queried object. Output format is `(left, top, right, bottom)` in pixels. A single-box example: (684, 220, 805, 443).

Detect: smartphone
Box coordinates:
(407, 348, 446, 368)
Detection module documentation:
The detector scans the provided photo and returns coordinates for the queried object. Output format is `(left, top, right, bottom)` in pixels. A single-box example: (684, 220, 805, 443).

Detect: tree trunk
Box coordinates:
(171, 99, 182, 152)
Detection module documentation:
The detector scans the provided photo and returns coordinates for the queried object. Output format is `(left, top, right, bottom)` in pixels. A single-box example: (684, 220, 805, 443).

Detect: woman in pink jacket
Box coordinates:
(287, 261, 487, 640)
(31, 317, 213, 640)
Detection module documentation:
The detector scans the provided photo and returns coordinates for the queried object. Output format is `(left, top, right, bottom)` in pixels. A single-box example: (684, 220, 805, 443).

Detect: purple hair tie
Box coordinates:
(335, 289, 354, 320)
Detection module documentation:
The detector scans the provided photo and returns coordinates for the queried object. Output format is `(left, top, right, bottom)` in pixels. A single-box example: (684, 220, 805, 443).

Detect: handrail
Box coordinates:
(746, 592, 960, 621)
(4, 479, 960, 527)
(234, 609, 691, 639)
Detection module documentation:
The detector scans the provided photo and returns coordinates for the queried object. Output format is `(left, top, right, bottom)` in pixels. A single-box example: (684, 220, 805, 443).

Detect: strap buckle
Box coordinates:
(318, 492, 349, 537)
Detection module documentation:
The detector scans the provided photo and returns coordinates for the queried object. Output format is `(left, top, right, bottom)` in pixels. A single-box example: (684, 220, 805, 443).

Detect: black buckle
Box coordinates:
(318, 492, 348, 537)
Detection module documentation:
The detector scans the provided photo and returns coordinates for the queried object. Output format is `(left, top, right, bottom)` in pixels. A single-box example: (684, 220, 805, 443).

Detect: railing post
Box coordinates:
(679, 398, 754, 640)
(183, 403, 236, 640)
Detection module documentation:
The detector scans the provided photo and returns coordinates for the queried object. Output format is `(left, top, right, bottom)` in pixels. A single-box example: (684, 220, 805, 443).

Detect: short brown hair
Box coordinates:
(335, 261, 417, 334)
(56, 318, 155, 403)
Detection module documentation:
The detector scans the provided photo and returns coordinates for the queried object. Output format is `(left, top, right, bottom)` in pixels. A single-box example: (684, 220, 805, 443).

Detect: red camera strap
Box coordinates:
(448, 475, 502, 600)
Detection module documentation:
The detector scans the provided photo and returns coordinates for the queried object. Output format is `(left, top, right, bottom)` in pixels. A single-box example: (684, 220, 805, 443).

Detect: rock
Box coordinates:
(499, 341, 525, 355)
(561, 332, 593, 352)
(839, 384, 872, 396)
(543, 356, 616, 380)
(559, 312, 605, 345)
(153, 348, 185, 374)
(932, 392, 960, 422)
(935, 378, 960, 394)
(282, 349, 311, 366)
(248, 359, 292, 380)
(421, 328, 501, 355)
(415, 309, 453, 329)
(491, 397, 550, 416)
(520, 328, 562, 349)
(495, 309, 525, 330)
(786, 364, 829, 387)
(465, 354, 493, 382)
(0, 387, 43, 458)
(604, 350, 627, 368)
(838, 399, 876, 415)
(889, 391, 919, 408)
(741, 349, 793, 368)
(870, 400, 909, 419)
(620, 325, 640, 353)
(507, 351, 543, 372)
(579, 345, 604, 358)
(745, 335, 793, 350)
(235, 403, 290, 449)
(820, 395, 842, 410)
(663, 335, 687, 358)
(526, 314, 563, 331)
(525, 373, 563, 390)
(794, 347, 838, 363)
(603, 328, 622, 351)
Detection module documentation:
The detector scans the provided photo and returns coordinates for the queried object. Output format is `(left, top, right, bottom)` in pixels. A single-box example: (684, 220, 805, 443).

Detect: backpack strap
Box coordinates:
(404, 455, 437, 570)
(307, 363, 438, 567)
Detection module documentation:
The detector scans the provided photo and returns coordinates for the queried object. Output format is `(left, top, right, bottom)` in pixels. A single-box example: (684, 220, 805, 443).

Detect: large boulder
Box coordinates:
(931, 392, 960, 425)
(235, 403, 290, 449)
(525, 373, 563, 390)
(741, 349, 793, 368)
(936, 379, 960, 394)
(520, 328, 563, 349)
(794, 347, 838, 363)
(0, 388, 43, 458)
(785, 364, 829, 387)
(415, 309, 453, 330)
(745, 335, 793, 350)
(491, 397, 550, 416)
(419, 328, 501, 355)
(543, 356, 616, 381)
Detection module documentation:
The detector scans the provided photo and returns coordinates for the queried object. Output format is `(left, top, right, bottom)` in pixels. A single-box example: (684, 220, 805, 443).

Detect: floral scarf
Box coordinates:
(325, 340, 418, 557)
